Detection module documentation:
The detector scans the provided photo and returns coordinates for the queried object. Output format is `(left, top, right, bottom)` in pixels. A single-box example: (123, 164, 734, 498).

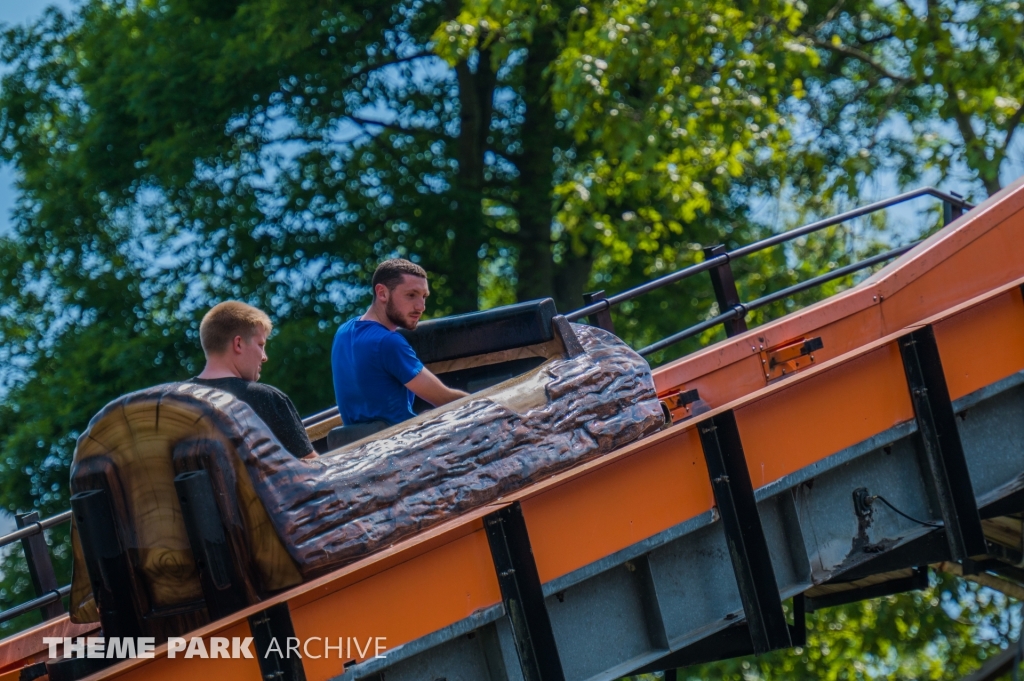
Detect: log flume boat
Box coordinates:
(66, 323, 664, 632)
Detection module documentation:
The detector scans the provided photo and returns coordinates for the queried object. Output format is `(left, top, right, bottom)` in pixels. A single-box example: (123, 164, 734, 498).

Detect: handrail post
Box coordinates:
(943, 194, 964, 225)
(703, 245, 747, 337)
(581, 290, 616, 333)
(16, 511, 64, 621)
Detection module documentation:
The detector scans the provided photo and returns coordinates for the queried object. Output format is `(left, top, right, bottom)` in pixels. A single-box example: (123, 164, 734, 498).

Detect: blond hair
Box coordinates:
(199, 301, 273, 355)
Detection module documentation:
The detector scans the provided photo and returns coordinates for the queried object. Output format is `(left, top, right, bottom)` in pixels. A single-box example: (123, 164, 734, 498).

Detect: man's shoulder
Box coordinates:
(379, 327, 413, 350)
(194, 377, 289, 403)
(335, 317, 359, 335)
(242, 381, 292, 403)
(338, 318, 399, 349)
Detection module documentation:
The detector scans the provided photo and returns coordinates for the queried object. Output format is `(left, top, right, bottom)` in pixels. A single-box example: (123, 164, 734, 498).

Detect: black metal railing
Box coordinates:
(565, 187, 973, 356)
(0, 510, 72, 625)
(0, 186, 973, 626)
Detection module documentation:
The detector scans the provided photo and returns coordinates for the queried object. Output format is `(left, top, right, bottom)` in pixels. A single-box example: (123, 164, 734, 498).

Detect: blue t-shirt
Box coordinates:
(331, 318, 424, 426)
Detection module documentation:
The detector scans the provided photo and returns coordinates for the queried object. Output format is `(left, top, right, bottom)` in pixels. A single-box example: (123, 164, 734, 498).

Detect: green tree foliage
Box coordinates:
(792, 0, 1024, 200)
(0, 0, 1019, 664)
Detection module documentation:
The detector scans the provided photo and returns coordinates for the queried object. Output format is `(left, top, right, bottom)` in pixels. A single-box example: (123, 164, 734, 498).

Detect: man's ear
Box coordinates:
(374, 283, 389, 301)
(231, 335, 245, 354)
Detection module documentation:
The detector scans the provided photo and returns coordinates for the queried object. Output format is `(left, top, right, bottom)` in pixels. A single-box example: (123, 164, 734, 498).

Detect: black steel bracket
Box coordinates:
(703, 245, 748, 337)
(631, 618, 805, 673)
(791, 594, 806, 647)
(248, 602, 307, 681)
(898, 326, 986, 560)
(697, 410, 790, 654)
(484, 502, 565, 681)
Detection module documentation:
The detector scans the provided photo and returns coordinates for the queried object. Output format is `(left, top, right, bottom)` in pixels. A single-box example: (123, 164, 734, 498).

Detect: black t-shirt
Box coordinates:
(191, 377, 313, 459)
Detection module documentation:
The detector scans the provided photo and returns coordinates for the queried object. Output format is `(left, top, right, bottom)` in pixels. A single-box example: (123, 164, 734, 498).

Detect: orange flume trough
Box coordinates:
(2, 178, 1024, 681)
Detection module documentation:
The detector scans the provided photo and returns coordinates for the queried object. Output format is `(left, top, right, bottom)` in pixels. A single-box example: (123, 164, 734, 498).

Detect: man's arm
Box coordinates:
(405, 368, 468, 407)
(263, 385, 318, 459)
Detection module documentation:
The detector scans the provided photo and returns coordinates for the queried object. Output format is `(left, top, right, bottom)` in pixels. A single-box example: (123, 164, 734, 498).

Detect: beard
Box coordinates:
(385, 298, 418, 330)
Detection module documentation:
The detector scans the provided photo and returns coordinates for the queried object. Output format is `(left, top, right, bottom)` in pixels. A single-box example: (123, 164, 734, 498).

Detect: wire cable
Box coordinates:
(872, 495, 943, 529)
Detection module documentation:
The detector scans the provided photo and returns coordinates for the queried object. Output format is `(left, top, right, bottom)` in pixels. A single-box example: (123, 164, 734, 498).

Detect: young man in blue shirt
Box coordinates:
(331, 258, 468, 427)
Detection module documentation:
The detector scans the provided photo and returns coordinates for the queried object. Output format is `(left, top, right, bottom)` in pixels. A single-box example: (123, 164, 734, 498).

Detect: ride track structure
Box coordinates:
(3, 177, 1024, 681)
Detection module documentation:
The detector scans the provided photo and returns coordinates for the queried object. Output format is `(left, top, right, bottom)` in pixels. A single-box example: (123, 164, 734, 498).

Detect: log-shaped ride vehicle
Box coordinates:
(65, 306, 664, 648)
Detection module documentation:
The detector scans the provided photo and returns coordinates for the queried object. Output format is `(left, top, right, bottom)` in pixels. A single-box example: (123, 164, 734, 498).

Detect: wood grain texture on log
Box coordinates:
(263, 324, 664, 574)
(68, 389, 303, 623)
(68, 324, 663, 622)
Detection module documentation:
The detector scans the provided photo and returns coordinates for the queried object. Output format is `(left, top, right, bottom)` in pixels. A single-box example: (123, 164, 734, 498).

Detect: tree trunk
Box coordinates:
(513, 25, 561, 306)
(553, 249, 595, 314)
(447, 47, 495, 313)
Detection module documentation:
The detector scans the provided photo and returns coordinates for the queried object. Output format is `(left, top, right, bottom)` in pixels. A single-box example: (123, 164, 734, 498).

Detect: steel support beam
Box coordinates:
(248, 602, 307, 681)
(805, 567, 929, 612)
(633, 617, 806, 674)
(484, 502, 565, 681)
(698, 410, 791, 654)
(899, 326, 986, 560)
(791, 594, 806, 647)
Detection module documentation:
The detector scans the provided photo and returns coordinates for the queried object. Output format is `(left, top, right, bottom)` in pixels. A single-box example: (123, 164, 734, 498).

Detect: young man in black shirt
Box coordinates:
(192, 301, 317, 460)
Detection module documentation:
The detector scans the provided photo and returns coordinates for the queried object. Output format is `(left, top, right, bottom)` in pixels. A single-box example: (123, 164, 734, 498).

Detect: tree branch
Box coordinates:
(341, 53, 435, 88)
(346, 115, 447, 138)
(1003, 103, 1024, 152)
(805, 34, 911, 83)
(810, 0, 849, 33)
(857, 30, 896, 46)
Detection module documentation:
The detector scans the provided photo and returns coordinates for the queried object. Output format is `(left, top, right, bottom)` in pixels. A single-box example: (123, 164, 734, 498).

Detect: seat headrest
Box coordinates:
(399, 298, 557, 364)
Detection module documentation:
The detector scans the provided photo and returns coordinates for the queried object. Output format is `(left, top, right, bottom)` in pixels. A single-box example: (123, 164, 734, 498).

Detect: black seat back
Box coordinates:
(400, 298, 557, 362)
(399, 298, 559, 399)
(327, 421, 390, 450)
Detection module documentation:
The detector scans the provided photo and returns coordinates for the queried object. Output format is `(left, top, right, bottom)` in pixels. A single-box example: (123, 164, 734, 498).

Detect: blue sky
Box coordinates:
(0, 0, 72, 26)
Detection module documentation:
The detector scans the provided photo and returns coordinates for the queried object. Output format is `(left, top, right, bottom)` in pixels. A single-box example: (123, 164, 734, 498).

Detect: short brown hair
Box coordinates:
(199, 301, 273, 355)
(371, 258, 427, 292)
